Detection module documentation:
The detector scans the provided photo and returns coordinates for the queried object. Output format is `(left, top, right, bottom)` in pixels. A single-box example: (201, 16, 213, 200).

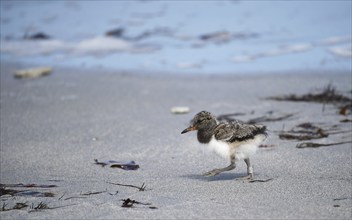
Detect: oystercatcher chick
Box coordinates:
(181, 111, 267, 179)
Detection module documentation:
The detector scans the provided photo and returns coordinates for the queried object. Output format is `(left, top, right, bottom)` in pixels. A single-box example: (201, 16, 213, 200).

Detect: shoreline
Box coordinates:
(2, 60, 351, 77)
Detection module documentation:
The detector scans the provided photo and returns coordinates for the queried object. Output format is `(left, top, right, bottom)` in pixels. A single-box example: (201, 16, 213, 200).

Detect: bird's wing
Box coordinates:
(214, 122, 267, 142)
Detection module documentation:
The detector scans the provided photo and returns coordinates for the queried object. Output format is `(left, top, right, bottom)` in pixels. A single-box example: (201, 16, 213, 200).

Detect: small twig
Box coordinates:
(94, 159, 107, 167)
(58, 192, 66, 200)
(1, 203, 8, 212)
(106, 181, 147, 191)
(64, 196, 87, 201)
(333, 197, 351, 201)
(327, 130, 352, 135)
(80, 190, 106, 196)
(296, 141, 352, 148)
(249, 178, 273, 183)
(47, 204, 78, 210)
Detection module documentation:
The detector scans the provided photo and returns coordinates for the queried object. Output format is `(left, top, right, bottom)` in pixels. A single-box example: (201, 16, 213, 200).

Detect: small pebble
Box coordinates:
(171, 106, 190, 114)
(15, 67, 52, 79)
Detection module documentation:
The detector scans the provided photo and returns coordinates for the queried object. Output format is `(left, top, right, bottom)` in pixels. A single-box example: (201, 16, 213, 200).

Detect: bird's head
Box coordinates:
(181, 111, 216, 134)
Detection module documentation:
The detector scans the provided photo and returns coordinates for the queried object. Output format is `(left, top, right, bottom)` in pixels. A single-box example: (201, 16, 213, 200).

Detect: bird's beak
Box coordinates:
(181, 125, 196, 134)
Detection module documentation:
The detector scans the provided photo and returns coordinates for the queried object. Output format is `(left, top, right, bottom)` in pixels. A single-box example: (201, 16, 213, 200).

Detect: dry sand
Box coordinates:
(0, 62, 351, 219)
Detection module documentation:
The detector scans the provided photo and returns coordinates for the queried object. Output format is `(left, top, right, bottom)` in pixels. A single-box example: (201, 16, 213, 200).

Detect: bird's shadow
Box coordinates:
(181, 172, 248, 182)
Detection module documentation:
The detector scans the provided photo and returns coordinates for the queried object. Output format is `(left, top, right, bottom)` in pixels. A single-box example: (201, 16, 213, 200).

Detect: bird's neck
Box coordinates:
(197, 123, 216, 144)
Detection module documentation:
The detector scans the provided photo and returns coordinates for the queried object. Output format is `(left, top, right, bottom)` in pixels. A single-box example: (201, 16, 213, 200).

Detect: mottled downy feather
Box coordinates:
(214, 122, 267, 142)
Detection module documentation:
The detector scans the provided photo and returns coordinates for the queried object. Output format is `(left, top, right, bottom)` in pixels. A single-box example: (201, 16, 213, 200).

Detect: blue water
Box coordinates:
(1, 1, 351, 74)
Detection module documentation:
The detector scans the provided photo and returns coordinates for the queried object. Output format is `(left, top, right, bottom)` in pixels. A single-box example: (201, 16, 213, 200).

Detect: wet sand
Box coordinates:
(1, 62, 351, 219)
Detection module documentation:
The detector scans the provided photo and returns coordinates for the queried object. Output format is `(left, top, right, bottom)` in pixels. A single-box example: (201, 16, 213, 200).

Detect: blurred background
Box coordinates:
(1, 0, 351, 74)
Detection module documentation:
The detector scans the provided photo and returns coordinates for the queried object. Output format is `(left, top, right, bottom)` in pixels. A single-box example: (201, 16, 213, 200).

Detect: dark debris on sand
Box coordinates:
(267, 84, 351, 104)
(121, 198, 156, 209)
(94, 159, 140, 170)
(279, 123, 328, 141)
(216, 111, 294, 124)
(267, 84, 352, 116)
(279, 122, 350, 142)
(0, 186, 55, 198)
(296, 141, 352, 148)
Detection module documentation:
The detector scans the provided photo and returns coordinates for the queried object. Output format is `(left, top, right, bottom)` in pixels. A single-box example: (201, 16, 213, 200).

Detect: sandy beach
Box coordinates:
(0, 62, 351, 219)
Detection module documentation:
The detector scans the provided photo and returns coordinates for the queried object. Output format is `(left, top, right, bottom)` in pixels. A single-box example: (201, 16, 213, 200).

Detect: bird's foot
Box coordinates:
(235, 173, 253, 181)
(202, 169, 221, 177)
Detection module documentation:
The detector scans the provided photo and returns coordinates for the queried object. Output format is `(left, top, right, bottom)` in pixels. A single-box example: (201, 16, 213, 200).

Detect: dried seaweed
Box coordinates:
(279, 123, 328, 140)
(279, 122, 351, 141)
(1, 200, 76, 213)
(268, 84, 351, 104)
(279, 130, 328, 140)
(216, 112, 294, 124)
(0, 183, 57, 188)
(0, 187, 19, 196)
(268, 84, 352, 116)
(80, 190, 106, 196)
(247, 113, 294, 124)
(30, 202, 49, 210)
(249, 178, 273, 183)
(0, 187, 54, 197)
(14, 191, 55, 197)
(121, 198, 153, 208)
(94, 159, 140, 170)
(296, 141, 352, 148)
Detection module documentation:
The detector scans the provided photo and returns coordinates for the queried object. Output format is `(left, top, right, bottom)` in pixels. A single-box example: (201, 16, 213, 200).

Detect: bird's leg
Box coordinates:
(203, 156, 236, 177)
(235, 158, 253, 180)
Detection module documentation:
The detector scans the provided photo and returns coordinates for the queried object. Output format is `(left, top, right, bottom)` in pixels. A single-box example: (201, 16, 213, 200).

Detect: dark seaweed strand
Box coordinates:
(229, 125, 267, 142)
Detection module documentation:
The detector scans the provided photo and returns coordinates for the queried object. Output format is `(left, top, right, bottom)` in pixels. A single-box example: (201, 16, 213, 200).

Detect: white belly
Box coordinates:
(207, 137, 231, 159)
(206, 135, 266, 161)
